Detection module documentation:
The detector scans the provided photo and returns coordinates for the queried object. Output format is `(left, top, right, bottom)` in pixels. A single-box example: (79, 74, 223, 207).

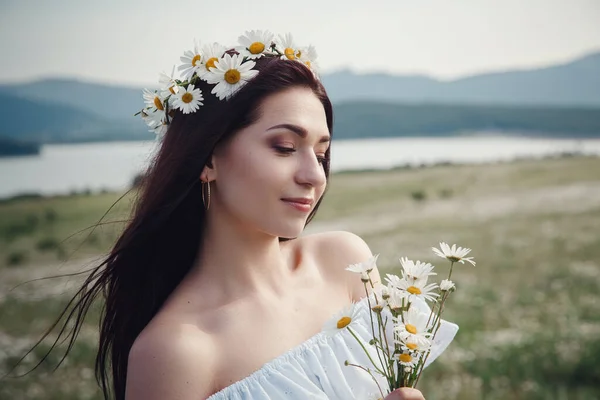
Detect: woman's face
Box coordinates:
(208, 86, 330, 239)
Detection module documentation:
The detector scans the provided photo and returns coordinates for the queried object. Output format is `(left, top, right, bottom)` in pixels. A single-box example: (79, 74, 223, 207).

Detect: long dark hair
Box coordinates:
(19, 56, 333, 399)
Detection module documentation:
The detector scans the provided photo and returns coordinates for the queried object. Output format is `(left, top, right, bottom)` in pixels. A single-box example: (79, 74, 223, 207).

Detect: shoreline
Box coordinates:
(1, 151, 596, 202)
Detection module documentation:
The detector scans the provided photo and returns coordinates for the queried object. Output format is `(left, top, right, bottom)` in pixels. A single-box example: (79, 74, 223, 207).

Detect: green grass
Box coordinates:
(0, 191, 134, 269)
(1, 155, 599, 399)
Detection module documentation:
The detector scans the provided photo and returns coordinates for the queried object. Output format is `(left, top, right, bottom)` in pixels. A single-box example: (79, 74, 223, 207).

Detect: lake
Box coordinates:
(1, 135, 599, 199)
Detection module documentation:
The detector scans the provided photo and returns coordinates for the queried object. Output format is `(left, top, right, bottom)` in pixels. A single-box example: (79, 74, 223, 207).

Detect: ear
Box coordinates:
(200, 156, 216, 182)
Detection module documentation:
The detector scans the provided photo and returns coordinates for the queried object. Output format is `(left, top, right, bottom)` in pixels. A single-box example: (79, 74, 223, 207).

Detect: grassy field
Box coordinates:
(1, 155, 599, 399)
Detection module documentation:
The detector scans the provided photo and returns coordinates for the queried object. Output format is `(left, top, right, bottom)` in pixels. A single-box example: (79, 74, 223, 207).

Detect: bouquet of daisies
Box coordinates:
(340, 242, 475, 397)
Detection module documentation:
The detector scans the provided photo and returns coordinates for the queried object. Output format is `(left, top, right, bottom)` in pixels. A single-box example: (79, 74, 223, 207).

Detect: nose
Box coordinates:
(295, 151, 327, 188)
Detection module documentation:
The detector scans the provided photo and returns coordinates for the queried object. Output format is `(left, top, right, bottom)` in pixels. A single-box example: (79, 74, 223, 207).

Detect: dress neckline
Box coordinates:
(206, 295, 371, 399)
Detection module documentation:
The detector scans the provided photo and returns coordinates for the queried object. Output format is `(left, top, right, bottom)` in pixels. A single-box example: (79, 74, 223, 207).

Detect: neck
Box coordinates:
(190, 205, 296, 302)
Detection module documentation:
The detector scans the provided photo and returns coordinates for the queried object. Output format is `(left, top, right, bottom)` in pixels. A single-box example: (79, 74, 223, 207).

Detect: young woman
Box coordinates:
(31, 31, 434, 399)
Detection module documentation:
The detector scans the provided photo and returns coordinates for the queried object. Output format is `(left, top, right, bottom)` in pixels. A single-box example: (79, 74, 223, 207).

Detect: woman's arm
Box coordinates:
(125, 323, 216, 400)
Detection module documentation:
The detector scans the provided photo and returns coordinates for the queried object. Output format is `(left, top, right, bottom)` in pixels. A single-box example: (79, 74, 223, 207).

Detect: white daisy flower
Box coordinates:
(386, 287, 409, 311)
(394, 306, 432, 343)
(204, 53, 259, 100)
(142, 110, 168, 138)
(432, 242, 476, 266)
(396, 352, 420, 368)
(391, 276, 439, 303)
(297, 44, 319, 72)
(197, 42, 227, 80)
(236, 29, 274, 59)
(158, 66, 179, 98)
(399, 257, 436, 282)
(178, 39, 204, 81)
(385, 273, 403, 289)
(346, 254, 379, 275)
(151, 120, 169, 138)
(440, 279, 456, 292)
(322, 303, 359, 336)
(142, 89, 166, 113)
(368, 290, 387, 313)
(275, 32, 300, 61)
(171, 84, 203, 114)
(398, 334, 432, 354)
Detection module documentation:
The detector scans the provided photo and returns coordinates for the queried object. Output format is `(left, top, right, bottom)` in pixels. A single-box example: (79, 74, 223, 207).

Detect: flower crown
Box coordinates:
(137, 30, 319, 138)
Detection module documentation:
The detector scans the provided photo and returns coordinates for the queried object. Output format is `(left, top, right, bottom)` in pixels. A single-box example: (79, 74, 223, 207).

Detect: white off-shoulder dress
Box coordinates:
(207, 296, 458, 400)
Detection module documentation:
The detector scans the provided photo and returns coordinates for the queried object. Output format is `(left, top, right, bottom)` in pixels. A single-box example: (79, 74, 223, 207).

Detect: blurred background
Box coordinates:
(1, 0, 599, 399)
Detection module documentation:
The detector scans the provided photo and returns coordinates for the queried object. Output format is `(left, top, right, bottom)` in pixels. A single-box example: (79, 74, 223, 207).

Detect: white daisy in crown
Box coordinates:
(236, 29, 274, 59)
(179, 39, 204, 81)
(142, 89, 166, 113)
(204, 53, 259, 100)
(275, 32, 300, 61)
(197, 42, 227, 80)
(142, 110, 168, 138)
(158, 66, 179, 98)
(298, 44, 319, 72)
(171, 84, 203, 114)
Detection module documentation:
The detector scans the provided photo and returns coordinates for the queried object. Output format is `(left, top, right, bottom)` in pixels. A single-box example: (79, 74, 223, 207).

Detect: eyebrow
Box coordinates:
(267, 123, 331, 143)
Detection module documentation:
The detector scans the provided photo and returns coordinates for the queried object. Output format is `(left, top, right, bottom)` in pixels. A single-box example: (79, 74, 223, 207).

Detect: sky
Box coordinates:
(1, 0, 599, 86)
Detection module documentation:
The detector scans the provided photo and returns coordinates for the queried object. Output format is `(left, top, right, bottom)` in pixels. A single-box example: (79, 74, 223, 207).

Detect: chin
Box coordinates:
(268, 221, 307, 240)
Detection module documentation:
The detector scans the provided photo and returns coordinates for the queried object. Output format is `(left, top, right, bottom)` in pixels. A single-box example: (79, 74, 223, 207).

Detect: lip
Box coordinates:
(281, 197, 314, 213)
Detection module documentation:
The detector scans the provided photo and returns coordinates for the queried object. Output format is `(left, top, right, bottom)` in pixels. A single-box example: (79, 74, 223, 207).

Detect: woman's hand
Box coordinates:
(383, 387, 425, 400)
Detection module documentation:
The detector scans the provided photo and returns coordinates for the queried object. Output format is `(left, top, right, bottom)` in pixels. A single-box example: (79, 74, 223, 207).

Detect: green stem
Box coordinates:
(347, 327, 387, 377)
(346, 362, 386, 399)
(364, 284, 389, 378)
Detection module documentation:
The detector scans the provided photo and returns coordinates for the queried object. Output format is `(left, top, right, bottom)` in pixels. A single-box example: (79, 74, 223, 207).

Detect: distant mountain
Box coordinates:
(0, 78, 143, 121)
(334, 102, 600, 139)
(323, 52, 600, 106)
(0, 92, 146, 143)
(0, 50, 598, 144)
(0, 137, 39, 157)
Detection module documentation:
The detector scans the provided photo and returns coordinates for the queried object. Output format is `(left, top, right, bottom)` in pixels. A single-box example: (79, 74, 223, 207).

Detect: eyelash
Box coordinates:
(273, 146, 328, 165)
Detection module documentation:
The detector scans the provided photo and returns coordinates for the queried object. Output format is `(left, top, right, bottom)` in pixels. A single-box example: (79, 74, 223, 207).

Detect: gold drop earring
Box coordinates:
(201, 180, 211, 211)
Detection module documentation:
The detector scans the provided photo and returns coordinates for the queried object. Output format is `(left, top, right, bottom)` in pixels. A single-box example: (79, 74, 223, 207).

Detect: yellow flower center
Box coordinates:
(448, 256, 460, 262)
(181, 92, 194, 104)
(205, 57, 218, 70)
(406, 343, 418, 350)
(305, 61, 312, 68)
(399, 353, 413, 363)
(192, 54, 202, 66)
(153, 97, 164, 111)
(405, 323, 417, 334)
(284, 47, 296, 60)
(296, 50, 302, 58)
(168, 86, 176, 95)
(225, 69, 241, 84)
(337, 316, 352, 329)
(249, 42, 265, 54)
(407, 286, 422, 295)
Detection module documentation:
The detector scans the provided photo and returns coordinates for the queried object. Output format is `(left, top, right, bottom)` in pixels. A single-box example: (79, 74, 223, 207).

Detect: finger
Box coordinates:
(386, 387, 425, 400)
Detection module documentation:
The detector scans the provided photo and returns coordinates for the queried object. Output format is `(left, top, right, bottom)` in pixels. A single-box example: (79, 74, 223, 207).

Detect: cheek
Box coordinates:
(217, 145, 286, 209)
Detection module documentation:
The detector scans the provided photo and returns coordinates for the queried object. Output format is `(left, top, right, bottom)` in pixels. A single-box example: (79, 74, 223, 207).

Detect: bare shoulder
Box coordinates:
(126, 320, 217, 400)
(299, 231, 382, 300)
